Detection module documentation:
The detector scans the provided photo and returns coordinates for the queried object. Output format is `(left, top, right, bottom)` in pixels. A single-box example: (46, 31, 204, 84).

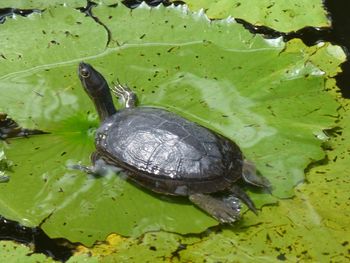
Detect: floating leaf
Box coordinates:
(0, 4, 345, 246)
(296, 100, 350, 235)
(176, 102, 350, 263)
(0, 0, 85, 9)
(75, 232, 194, 261)
(184, 0, 330, 32)
(0, 241, 54, 262)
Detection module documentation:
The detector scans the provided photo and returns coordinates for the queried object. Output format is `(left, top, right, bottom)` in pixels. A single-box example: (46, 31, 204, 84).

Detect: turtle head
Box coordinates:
(78, 62, 116, 122)
(78, 62, 107, 97)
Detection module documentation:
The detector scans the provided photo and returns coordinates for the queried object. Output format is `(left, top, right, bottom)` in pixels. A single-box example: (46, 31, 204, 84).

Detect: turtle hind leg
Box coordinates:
(242, 160, 271, 189)
(111, 82, 137, 108)
(229, 185, 258, 215)
(189, 193, 241, 223)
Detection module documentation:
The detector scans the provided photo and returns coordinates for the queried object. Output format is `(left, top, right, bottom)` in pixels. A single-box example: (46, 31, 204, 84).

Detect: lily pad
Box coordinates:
(184, 0, 330, 32)
(0, 241, 54, 262)
(0, 0, 85, 9)
(296, 101, 350, 235)
(0, 4, 345, 246)
(75, 232, 193, 262)
(77, 114, 350, 262)
(176, 102, 350, 262)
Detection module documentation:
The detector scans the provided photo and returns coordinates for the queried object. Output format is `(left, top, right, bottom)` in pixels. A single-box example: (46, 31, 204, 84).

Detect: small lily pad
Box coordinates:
(0, 241, 54, 262)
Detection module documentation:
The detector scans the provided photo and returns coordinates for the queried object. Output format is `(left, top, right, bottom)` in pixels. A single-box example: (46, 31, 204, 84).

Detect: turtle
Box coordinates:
(77, 62, 271, 223)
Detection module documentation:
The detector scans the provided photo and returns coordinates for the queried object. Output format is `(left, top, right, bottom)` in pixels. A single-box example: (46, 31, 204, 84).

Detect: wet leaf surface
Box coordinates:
(174, 101, 350, 262)
(0, 0, 85, 9)
(184, 0, 330, 32)
(77, 101, 350, 261)
(0, 240, 54, 262)
(0, 2, 346, 252)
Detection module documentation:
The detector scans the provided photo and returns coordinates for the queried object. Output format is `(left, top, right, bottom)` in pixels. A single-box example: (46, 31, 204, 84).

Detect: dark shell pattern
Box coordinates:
(95, 107, 243, 195)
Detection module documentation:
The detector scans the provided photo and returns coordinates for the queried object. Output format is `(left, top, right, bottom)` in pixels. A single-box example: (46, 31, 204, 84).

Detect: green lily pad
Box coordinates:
(0, 0, 331, 33)
(88, 232, 188, 262)
(78, 115, 350, 262)
(0, 0, 121, 9)
(296, 101, 350, 234)
(0, 4, 345, 246)
(0, 0, 85, 9)
(0, 241, 54, 263)
(176, 101, 350, 262)
(184, 0, 330, 32)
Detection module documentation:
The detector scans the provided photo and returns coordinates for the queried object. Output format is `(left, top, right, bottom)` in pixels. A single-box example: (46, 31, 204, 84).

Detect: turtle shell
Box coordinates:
(95, 107, 243, 196)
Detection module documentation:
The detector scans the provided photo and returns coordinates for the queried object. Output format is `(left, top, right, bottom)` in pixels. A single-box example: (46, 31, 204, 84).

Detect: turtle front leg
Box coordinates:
(111, 82, 137, 108)
(0, 175, 9, 183)
(67, 152, 100, 175)
(189, 193, 241, 223)
(68, 151, 123, 177)
(68, 163, 96, 174)
(68, 151, 102, 175)
(90, 151, 123, 175)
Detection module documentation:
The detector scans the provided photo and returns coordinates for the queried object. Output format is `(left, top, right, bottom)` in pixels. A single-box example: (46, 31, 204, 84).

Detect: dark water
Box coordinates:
(324, 0, 350, 98)
(0, 0, 349, 261)
(0, 216, 72, 261)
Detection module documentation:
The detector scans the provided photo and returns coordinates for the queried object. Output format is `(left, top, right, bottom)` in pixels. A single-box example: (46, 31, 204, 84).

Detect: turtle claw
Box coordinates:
(68, 163, 96, 174)
(0, 175, 9, 183)
(212, 206, 241, 224)
(68, 158, 124, 178)
(111, 82, 127, 96)
(189, 193, 241, 224)
(214, 197, 241, 223)
(111, 82, 137, 108)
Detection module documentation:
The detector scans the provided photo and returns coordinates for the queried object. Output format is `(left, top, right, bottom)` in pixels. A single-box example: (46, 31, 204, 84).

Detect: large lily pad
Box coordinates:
(176, 101, 350, 262)
(0, 4, 345, 246)
(83, 102, 350, 261)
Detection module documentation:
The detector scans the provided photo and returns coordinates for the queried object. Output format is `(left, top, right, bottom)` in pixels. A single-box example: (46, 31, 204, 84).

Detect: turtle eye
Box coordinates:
(80, 67, 90, 78)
